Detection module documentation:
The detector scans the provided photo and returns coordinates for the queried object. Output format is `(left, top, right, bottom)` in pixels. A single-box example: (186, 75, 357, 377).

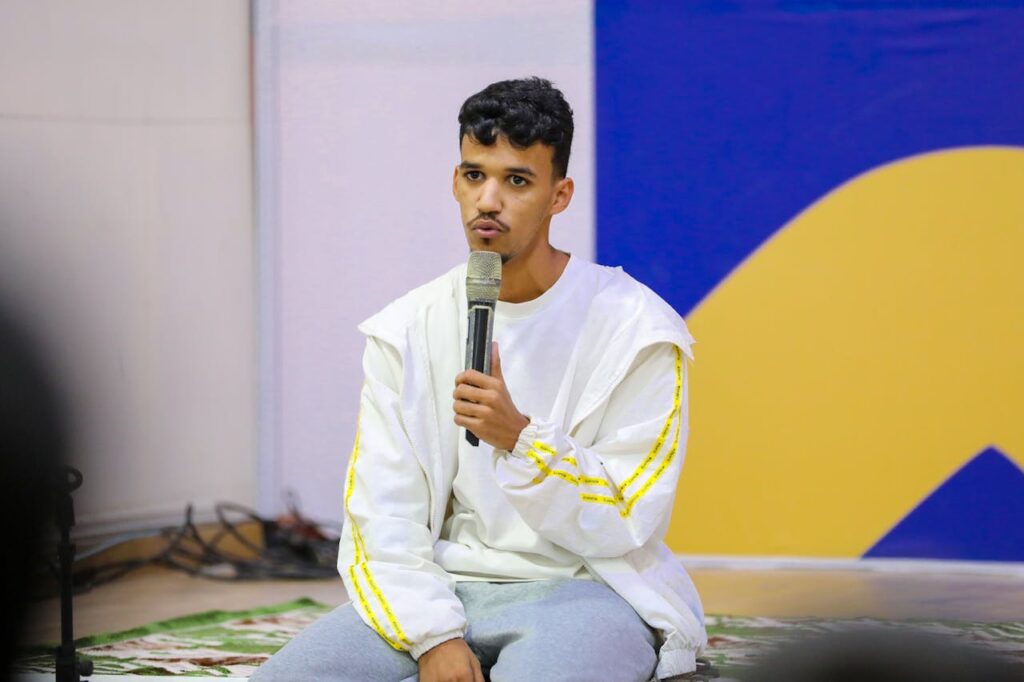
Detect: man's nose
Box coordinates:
(476, 179, 501, 213)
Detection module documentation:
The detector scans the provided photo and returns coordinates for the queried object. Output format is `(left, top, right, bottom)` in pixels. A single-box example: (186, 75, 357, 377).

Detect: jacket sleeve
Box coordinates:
(339, 336, 466, 659)
(492, 342, 688, 559)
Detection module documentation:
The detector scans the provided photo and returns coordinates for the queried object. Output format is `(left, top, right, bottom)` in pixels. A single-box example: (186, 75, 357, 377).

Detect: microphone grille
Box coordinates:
(466, 251, 502, 303)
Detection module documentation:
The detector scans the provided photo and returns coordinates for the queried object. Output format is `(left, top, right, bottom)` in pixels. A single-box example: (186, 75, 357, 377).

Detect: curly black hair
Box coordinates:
(458, 77, 574, 178)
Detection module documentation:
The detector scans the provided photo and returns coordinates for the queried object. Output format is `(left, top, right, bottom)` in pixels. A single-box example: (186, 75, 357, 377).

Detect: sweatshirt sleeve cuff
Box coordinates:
(503, 418, 540, 461)
(409, 630, 466, 660)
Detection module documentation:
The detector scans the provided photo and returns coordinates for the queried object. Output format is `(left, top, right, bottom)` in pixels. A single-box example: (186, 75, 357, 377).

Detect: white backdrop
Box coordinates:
(259, 0, 595, 522)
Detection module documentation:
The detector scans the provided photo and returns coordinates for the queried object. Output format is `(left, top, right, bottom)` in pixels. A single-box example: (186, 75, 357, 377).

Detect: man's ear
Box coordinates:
(452, 165, 460, 199)
(550, 176, 575, 216)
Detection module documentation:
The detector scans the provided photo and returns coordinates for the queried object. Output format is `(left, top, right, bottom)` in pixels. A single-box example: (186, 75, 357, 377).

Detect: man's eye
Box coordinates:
(509, 175, 528, 187)
(465, 171, 483, 181)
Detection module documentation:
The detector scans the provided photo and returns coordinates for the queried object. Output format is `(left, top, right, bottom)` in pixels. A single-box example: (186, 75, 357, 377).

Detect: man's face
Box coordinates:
(453, 134, 572, 265)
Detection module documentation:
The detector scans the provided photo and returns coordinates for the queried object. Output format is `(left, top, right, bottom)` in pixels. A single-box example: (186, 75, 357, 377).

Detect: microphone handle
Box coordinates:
(465, 304, 494, 446)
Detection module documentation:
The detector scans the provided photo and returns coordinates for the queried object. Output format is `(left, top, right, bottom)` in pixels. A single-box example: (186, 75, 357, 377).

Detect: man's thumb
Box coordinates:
(491, 341, 502, 378)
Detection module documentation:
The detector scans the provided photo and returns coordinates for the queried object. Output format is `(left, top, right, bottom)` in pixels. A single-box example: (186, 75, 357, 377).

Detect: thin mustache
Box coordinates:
(471, 215, 509, 231)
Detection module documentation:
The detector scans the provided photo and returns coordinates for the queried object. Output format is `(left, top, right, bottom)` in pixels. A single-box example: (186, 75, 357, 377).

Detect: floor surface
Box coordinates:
(24, 563, 1024, 647)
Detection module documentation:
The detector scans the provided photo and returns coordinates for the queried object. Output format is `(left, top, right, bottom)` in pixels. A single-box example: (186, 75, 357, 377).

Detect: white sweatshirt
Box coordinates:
(339, 258, 706, 678)
(437, 256, 679, 583)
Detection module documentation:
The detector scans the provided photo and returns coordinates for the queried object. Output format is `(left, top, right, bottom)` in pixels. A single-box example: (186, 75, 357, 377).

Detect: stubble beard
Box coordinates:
(466, 230, 513, 265)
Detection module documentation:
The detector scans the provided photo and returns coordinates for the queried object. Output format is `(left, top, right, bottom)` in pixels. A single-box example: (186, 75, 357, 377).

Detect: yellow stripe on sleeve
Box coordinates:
(534, 441, 558, 458)
(348, 564, 403, 650)
(344, 427, 365, 564)
(360, 563, 412, 648)
(581, 493, 622, 507)
(615, 347, 684, 516)
(530, 443, 617, 489)
(519, 346, 683, 517)
(525, 449, 579, 486)
(342, 410, 412, 650)
(621, 398, 682, 517)
(617, 346, 683, 495)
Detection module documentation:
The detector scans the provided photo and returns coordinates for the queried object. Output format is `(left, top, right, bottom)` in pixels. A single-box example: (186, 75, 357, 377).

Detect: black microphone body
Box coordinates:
(465, 303, 495, 446)
(464, 252, 502, 446)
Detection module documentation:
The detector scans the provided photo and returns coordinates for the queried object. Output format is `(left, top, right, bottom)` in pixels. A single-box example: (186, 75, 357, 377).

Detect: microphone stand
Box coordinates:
(54, 466, 92, 682)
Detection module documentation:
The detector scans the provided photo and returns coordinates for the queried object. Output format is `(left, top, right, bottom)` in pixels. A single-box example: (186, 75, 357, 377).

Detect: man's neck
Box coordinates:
(498, 246, 570, 304)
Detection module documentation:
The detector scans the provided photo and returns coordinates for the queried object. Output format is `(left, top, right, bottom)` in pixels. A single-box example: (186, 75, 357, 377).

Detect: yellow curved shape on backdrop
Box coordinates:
(668, 146, 1024, 558)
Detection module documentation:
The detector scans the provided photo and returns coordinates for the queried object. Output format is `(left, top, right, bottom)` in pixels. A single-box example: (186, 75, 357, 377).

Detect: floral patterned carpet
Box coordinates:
(17, 599, 1024, 679)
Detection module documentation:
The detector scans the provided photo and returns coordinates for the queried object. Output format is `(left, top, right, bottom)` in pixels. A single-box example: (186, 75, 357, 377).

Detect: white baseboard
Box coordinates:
(70, 504, 225, 542)
(677, 554, 1024, 577)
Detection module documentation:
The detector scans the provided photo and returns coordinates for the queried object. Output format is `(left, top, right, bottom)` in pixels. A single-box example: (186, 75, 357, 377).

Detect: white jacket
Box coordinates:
(339, 261, 706, 679)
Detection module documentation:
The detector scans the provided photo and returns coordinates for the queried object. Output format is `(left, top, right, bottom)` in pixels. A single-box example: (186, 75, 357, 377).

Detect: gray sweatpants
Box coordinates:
(250, 579, 659, 682)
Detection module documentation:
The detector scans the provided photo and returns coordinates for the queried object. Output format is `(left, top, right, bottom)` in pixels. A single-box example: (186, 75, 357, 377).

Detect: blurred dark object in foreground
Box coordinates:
(742, 627, 1023, 682)
(0, 303, 67, 680)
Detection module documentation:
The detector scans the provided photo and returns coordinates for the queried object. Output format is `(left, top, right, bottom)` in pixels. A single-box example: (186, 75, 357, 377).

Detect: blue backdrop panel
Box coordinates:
(865, 447, 1024, 561)
(595, 1, 1024, 315)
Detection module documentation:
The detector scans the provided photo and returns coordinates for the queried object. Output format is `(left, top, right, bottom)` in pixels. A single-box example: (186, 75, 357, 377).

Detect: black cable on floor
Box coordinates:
(34, 497, 340, 598)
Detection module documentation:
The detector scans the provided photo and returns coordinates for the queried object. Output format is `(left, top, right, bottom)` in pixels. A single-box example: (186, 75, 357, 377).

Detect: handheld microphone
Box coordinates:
(464, 251, 502, 446)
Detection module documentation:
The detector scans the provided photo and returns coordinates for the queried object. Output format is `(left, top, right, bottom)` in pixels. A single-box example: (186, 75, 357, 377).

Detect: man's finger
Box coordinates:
(454, 412, 483, 427)
(453, 399, 488, 418)
(455, 369, 495, 389)
(470, 652, 485, 682)
(453, 383, 491, 403)
(490, 341, 502, 380)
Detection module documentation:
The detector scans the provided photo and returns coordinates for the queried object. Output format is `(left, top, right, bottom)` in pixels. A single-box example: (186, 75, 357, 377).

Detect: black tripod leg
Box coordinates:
(54, 466, 93, 682)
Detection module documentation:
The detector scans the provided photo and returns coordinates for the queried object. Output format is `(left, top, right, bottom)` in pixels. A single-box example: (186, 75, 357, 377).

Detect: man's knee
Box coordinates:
(556, 611, 657, 678)
(553, 581, 656, 648)
(248, 604, 416, 682)
(489, 581, 657, 682)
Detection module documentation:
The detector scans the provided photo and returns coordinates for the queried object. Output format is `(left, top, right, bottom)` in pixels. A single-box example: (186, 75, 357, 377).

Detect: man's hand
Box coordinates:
(454, 342, 529, 451)
(418, 637, 484, 682)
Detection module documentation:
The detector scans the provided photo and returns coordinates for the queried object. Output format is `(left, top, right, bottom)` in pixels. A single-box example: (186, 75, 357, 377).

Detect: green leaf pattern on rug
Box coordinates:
(17, 599, 333, 678)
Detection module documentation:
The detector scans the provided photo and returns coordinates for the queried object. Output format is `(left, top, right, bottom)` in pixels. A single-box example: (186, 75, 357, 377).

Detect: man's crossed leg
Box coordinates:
(251, 579, 658, 682)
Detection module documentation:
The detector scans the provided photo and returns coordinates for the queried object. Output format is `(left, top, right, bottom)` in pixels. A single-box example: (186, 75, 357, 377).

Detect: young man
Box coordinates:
(253, 78, 705, 682)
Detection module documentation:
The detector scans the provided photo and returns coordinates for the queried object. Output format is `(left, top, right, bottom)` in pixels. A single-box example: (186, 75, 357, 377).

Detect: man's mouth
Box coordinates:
(472, 219, 504, 238)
